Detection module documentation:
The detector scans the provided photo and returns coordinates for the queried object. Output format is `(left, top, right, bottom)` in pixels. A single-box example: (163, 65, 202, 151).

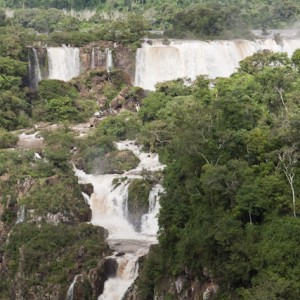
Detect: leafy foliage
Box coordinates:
(135, 50, 300, 299)
(6, 223, 109, 285)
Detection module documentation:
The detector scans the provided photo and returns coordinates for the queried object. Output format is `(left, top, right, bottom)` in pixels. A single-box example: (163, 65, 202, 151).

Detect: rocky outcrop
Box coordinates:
(81, 183, 94, 196)
(79, 42, 136, 84)
(110, 86, 145, 113)
(124, 275, 219, 300)
(71, 258, 118, 300)
(113, 45, 136, 84)
(9, 257, 117, 300)
(127, 179, 151, 231)
(80, 41, 114, 72)
(31, 41, 136, 86)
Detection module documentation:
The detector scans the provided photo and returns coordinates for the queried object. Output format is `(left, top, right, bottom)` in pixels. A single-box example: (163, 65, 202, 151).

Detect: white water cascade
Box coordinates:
(66, 275, 80, 300)
(28, 48, 42, 90)
(106, 48, 114, 72)
(74, 141, 165, 300)
(47, 45, 80, 81)
(135, 38, 300, 90)
(91, 48, 96, 69)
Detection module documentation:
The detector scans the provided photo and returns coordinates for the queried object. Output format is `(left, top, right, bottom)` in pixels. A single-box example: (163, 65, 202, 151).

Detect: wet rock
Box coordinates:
(16, 177, 36, 199)
(127, 179, 151, 231)
(103, 258, 118, 277)
(81, 183, 94, 196)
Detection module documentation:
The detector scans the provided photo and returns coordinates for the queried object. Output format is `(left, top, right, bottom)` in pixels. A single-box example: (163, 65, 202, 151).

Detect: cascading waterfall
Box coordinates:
(91, 48, 95, 69)
(135, 38, 300, 90)
(66, 275, 80, 300)
(74, 141, 165, 299)
(106, 48, 113, 72)
(141, 184, 164, 235)
(47, 45, 80, 81)
(28, 48, 42, 90)
(98, 253, 139, 300)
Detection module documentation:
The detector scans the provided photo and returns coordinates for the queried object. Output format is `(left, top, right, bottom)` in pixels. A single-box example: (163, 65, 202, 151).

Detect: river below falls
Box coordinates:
(74, 140, 165, 299)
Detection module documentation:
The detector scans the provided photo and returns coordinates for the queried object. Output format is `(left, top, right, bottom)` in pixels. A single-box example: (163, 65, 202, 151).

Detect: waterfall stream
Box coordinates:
(135, 38, 300, 90)
(74, 141, 165, 299)
(47, 45, 80, 81)
(28, 48, 42, 90)
(106, 48, 113, 72)
(66, 275, 80, 300)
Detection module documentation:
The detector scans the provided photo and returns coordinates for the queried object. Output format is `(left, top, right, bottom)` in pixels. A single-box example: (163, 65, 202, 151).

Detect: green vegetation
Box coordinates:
(127, 179, 151, 229)
(0, 129, 18, 148)
(1, 1, 300, 299)
(6, 223, 109, 286)
(0, 127, 112, 297)
(134, 51, 300, 299)
(75, 111, 141, 173)
(2, 0, 300, 40)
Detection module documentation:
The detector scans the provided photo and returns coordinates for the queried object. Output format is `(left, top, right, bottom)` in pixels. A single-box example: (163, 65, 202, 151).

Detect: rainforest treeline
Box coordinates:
(1, 0, 300, 39)
(1, 1, 300, 299)
(134, 49, 300, 299)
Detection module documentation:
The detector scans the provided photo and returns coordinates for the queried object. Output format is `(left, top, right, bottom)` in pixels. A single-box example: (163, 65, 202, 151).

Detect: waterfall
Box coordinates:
(66, 275, 80, 300)
(81, 192, 90, 205)
(141, 184, 164, 235)
(106, 48, 113, 72)
(74, 141, 165, 299)
(135, 38, 300, 90)
(98, 253, 139, 300)
(91, 48, 95, 69)
(28, 48, 42, 90)
(47, 45, 80, 81)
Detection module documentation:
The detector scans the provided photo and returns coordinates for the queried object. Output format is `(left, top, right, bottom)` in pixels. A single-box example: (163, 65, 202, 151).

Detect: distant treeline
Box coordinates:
(1, 0, 300, 39)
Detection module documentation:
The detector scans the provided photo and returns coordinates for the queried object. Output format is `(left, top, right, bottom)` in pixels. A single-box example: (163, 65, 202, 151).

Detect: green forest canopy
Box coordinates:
(1, 0, 300, 38)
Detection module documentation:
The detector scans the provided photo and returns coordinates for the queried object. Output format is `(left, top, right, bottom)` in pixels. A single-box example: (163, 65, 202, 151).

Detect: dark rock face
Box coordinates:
(81, 183, 94, 196)
(113, 45, 136, 84)
(123, 248, 219, 300)
(79, 42, 136, 84)
(127, 179, 151, 231)
(72, 258, 117, 300)
(124, 276, 219, 300)
(103, 258, 118, 278)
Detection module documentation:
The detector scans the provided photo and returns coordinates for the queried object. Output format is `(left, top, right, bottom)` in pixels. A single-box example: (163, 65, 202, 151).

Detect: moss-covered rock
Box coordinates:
(127, 179, 151, 231)
(81, 150, 140, 174)
(21, 174, 91, 223)
(5, 223, 111, 300)
(91, 150, 140, 175)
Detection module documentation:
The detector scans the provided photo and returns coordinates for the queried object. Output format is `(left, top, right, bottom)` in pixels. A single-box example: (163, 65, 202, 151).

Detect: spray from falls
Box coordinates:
(135, 38, 300, 90)
(75, 141, 165, 299)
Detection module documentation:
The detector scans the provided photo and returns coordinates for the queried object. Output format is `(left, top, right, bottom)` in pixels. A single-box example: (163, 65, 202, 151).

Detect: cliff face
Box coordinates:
(124, 275, 219, 300)
(0, 147, 113, 300)
(79, 42, 136, 84)
(123, 246, 219, 300)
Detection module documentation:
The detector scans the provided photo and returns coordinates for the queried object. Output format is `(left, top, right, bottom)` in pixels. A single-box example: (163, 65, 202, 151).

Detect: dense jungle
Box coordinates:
(1, 0, 300, 299)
